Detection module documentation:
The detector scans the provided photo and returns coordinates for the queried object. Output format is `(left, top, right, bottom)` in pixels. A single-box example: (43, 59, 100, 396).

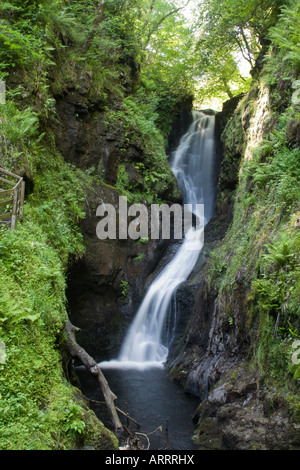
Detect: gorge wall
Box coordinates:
(58, 49, 300, 450)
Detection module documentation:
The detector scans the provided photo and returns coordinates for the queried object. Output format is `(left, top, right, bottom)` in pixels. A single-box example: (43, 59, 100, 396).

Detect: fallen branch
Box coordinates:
(121, 425, 163, 450)
(86, 397, 140, 428)
(135, 432, 150, 450)
(116, 407, 140, 428)
(65, 319, 123, 432)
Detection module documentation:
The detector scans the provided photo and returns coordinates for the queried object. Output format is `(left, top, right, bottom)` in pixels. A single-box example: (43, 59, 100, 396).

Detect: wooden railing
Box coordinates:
(0, 168, 25, 230)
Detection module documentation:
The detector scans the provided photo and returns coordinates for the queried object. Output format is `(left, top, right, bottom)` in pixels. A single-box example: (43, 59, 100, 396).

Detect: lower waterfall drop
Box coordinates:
(100, 111, 216, 370)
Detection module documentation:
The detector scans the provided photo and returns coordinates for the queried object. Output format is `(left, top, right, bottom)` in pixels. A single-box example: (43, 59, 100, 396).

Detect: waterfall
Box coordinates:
(172, 111, 216, 225)
(99, 111, 216, 370)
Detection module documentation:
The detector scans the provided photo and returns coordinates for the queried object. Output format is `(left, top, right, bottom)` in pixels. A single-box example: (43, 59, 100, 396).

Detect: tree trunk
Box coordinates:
(221, 77, 234, 99)
(83, 0, 108, 52)
(65, 319, 123, 432)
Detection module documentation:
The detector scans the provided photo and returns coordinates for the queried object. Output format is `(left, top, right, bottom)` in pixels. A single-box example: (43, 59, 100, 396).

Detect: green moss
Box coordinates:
(109, 96, 181, 204)
(0, 322, 117, 450)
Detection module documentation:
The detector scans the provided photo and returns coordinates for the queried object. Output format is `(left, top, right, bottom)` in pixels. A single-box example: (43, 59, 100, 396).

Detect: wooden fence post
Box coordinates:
(11, 187, 18, 230)
(0, 81, 5, 105)
(19, 180, 25, 219)
(0, 168, 25, 230)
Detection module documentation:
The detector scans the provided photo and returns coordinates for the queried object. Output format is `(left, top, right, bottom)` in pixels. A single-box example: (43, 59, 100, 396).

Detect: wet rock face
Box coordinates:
(182, 284, 250, 400)
(50, 91, 121, 176)
(167, 221, 249, 401)
(50, 85, 182, 204)
(66, 183, 172, 358)
(286, 119, 300, 148)
(193, 367, 300, 450)
(169, 263, 300, 451)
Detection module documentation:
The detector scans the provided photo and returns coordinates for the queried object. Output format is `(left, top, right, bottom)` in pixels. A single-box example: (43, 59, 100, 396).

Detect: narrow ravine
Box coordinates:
(74, 111, 219, 449)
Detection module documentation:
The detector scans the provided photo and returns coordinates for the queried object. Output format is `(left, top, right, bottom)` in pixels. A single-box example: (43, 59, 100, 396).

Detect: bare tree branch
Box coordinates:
(143, 0, 192, 49)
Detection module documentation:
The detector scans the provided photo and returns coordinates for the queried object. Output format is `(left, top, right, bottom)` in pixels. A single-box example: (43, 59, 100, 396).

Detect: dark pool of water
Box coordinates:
(75, 365, 199, 450)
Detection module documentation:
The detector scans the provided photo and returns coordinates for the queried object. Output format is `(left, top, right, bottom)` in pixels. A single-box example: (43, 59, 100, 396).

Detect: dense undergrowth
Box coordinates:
(0, 100, 119, 448)
(0, 0, 130, 451)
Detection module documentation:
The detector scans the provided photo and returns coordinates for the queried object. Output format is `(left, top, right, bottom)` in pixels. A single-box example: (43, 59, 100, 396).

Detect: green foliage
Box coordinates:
(64, 402, 86, 437)
(28, 153, 88, 262)
(0, 0, 132, 108)
(0, 20, 44, 69)
(120, 280, 129, 297)
(0, 150, 112, 449)
(195, 0, 281, 59)
(269, 1, 300, 69)
(0, 220, 68, 326)
(194, 38, 252, 106)
(104, 0, 143, 59)
(0, 93, 94, 449)
(262, 240, 295, 269)
(0, 0, 200, 451)
(205, 18, 300, 386)
(1, 0, 298, 450)
(108, 93, 177, 203)
(0, 320, 115, 449)
(0, 321, 69, 449)
(133, 253, 144, 261)
(192, 0, 282, 106)
(116, 94, 165, 153)
(136, 2, 196, 134)
(0, 102, 40, 145)
(247, 99, 300, 373)
(138, 237, 149, 244)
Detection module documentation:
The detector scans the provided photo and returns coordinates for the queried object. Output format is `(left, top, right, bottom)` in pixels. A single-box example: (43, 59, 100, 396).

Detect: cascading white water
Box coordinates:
(172, 111, 216, 225)
(100, 111, 216, 370)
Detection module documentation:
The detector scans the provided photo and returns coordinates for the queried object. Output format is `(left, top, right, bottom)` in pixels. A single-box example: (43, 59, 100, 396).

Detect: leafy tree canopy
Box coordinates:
(0, 0, 290, 113)
(191, 0, 285, 107)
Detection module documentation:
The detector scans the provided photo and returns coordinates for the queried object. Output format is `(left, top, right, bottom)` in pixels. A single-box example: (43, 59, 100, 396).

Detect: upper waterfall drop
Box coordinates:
(99, 111, 216, 370)
(171, 110, 216, 225)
